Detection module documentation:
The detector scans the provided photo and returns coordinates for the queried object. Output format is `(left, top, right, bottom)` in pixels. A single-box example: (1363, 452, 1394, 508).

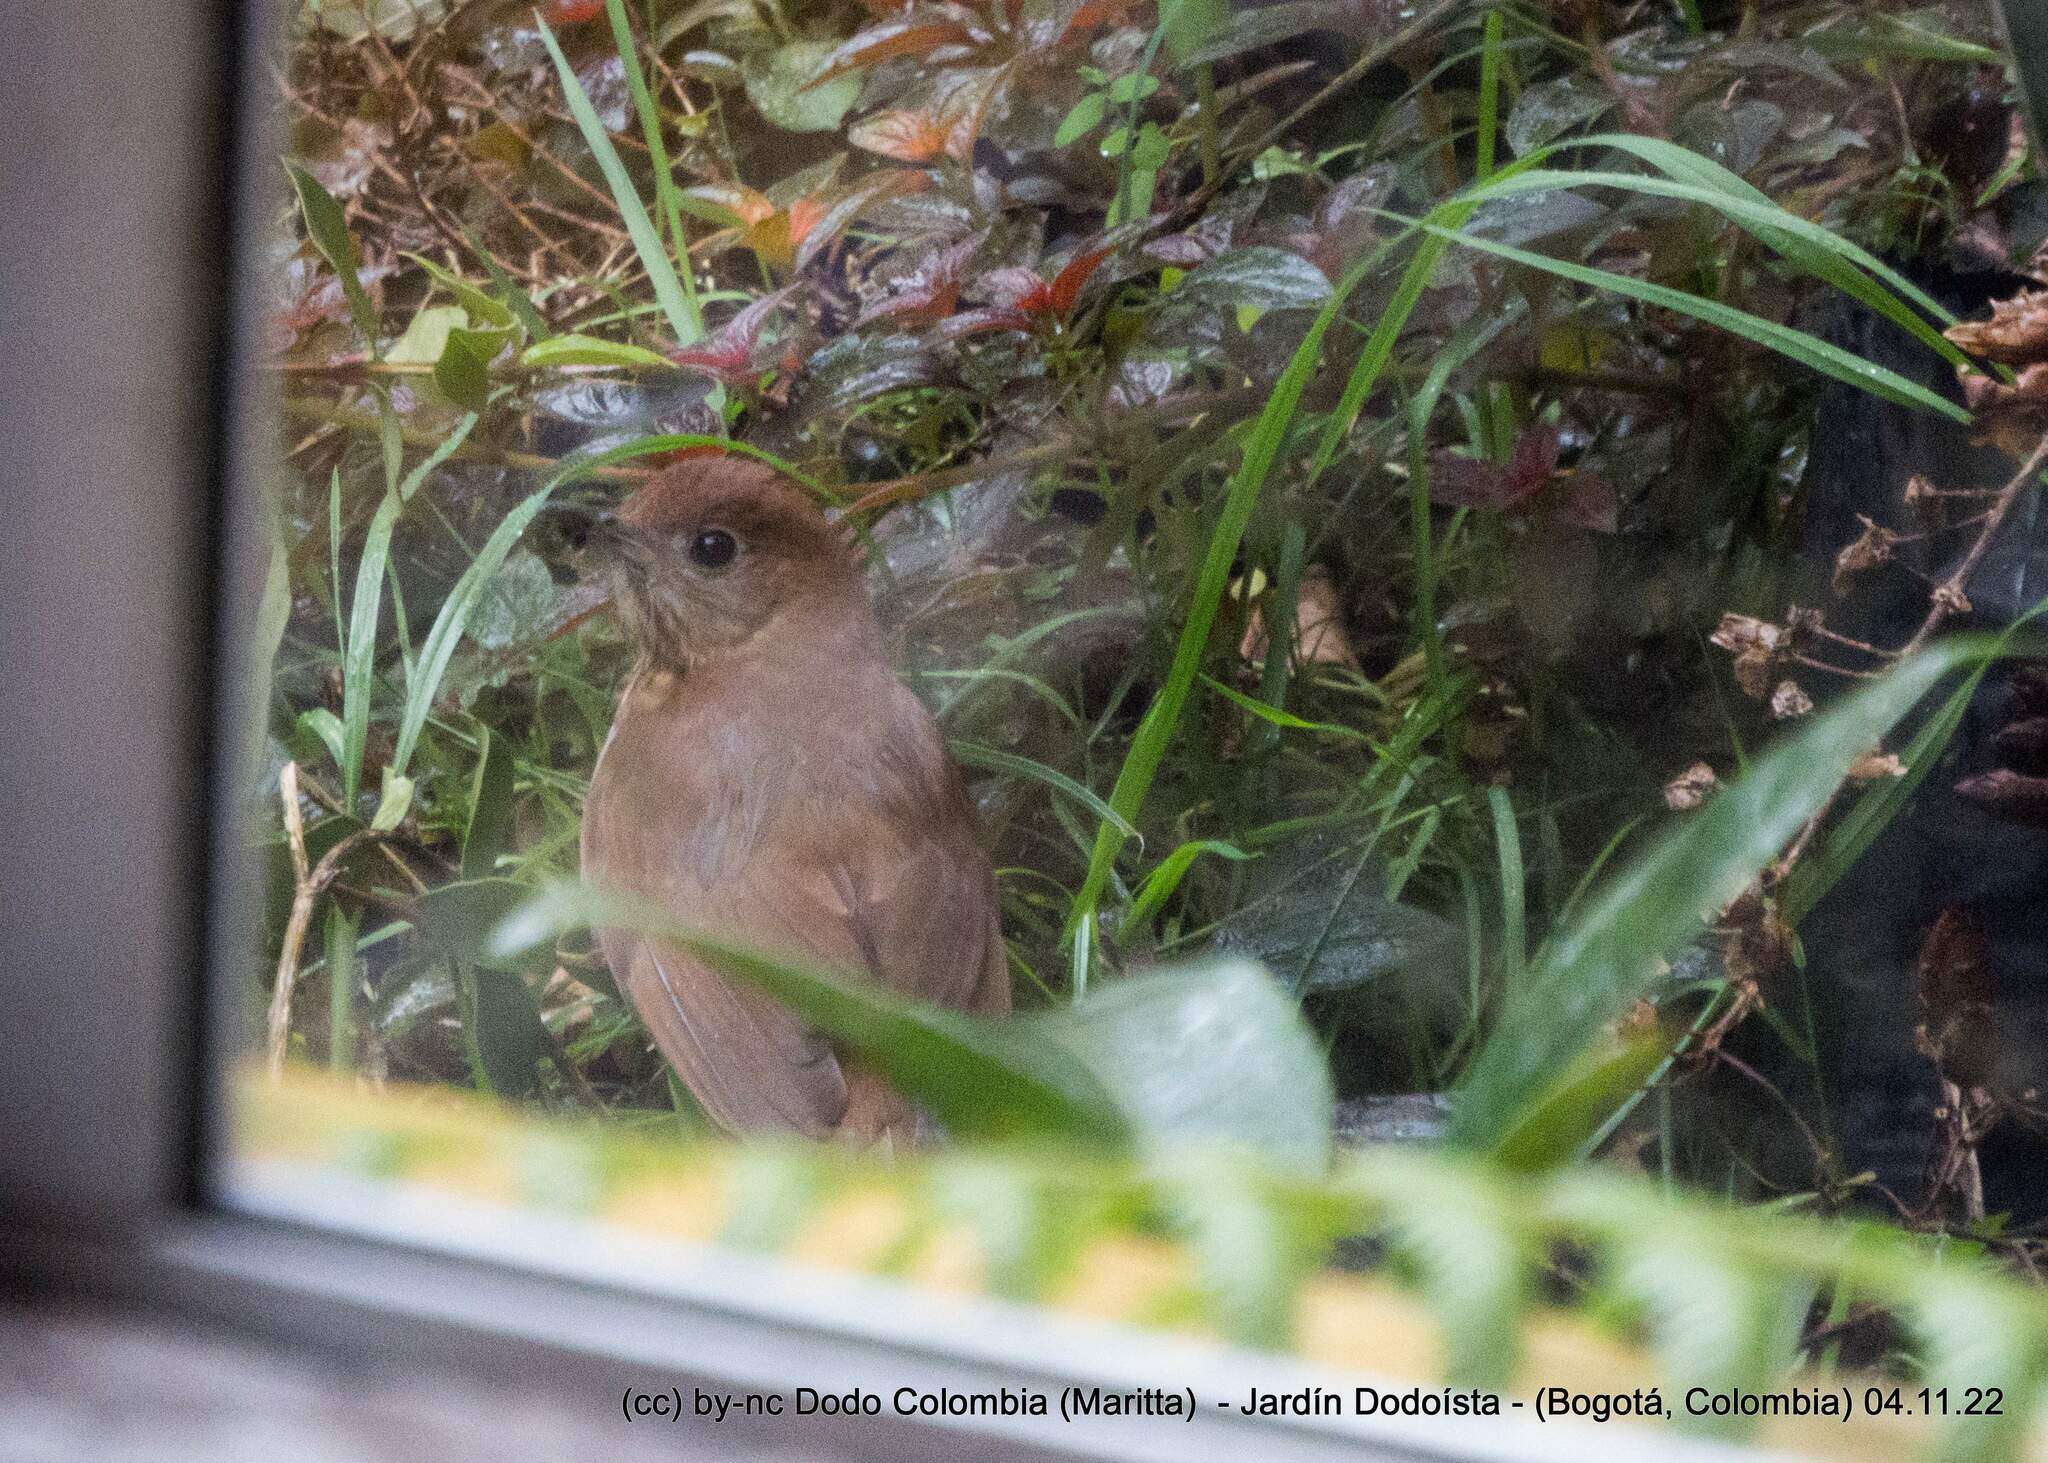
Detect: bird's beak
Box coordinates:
(543, 501, 639, 560)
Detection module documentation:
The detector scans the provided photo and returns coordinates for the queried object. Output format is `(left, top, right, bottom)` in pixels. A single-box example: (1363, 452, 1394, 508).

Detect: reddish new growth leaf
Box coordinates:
(667, 288, 795, 383)
(1430, 423, 1561, 512)
(1427, 422, 1618, 533)
(807, 15, 983, 88)
(965, 242, 1113, 335)
(1048, 243, 1112, 316)
(851, 109, 954, 163)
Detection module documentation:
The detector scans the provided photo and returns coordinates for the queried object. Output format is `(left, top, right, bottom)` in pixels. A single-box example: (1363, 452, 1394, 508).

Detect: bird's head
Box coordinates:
(582, 457, 860, 668)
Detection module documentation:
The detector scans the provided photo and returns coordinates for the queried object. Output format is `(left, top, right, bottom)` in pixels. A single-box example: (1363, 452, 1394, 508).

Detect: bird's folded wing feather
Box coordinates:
(609, 930, 848, 1137)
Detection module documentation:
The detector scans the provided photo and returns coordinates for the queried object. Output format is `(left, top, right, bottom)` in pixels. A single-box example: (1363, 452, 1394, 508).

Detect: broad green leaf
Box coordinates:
(285, 162, 380, 354)
(745, 39, 862, 133)
(387, 303, 468, 367)
(1038, 961, 1334, 1169)
(493, 882, 1127, 1143)
(462, 725, 518, 879)
(369, 767, 414, 833)
(432, 327, 495, 412)
(458, 966, 543, 1098)
(494, 888, 1333, 1159)
(325, 903, 360, 1074)
(404, 251, 516, 329)
(296, 707, 347, 778)
(307, 0, 446, 41)
(1054, 91, 1106, 147)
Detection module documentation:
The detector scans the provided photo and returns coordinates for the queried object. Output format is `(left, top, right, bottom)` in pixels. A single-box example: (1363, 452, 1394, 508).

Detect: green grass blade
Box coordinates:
(1489, 785, 1524, 985)
(1780, 598, 2048, 925)
(326, 903, 360, 1073)
(536, 13, 703, 347)
(388, 433, 721, 779)
(493, 881, 1126, 1143)
(1401, 213, 1970, 421)
(340, 486, 400, 806)
(1121, 838, 1254, 940)
(1475, 156, 1965, 368)
(1475, 7, 1502, 182)
(952, 742, 1142, 843)
(606, 0, 703, 332)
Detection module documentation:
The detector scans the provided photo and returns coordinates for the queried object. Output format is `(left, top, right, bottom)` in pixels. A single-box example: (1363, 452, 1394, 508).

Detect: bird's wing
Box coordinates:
(604, 927, 848, 1138)
(806, 684, 1012, 1018)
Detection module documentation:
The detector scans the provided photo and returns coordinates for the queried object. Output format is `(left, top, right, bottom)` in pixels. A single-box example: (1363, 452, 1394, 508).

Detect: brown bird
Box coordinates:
(579, 456, 1010, 1144)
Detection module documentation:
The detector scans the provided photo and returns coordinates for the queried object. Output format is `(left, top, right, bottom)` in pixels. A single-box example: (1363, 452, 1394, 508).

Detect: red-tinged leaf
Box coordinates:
(793, 171, 929, 270)
(667, 288, 794, 381)
(1067, 0, 1136, 31)
(806, 18, 980, 89)
(1049, 243, 1113, 317)
(851, 108, 952, 162)
(857, 285, 953, 326)
(786, 196, 828, 248)
(853, 236, 982, 327)
(544, 0, 607, 23)
(683, 183, 776, 230)
(1017, 0, 1089, 46)
(932, 65, 1005, 160)
(935, 305, 1035, 339)
(980, 265, 1056, 313)
(1498, 421, 1563, 506)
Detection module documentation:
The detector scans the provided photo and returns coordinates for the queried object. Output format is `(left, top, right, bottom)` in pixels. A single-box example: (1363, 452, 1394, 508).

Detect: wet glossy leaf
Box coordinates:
(850, 107, 952, 162)
(458, 965, 544, 1096)
(1504, 74, 1612, 156)
(804, 332, 942, 409)
(1213, 836, 1462, 997)
(808, 18, 977, 87)
(1177, 245, 1332, 312)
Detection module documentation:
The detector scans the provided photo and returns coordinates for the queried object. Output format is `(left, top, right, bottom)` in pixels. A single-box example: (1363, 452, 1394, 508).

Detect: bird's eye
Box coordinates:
(687, 528, 738, 569)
